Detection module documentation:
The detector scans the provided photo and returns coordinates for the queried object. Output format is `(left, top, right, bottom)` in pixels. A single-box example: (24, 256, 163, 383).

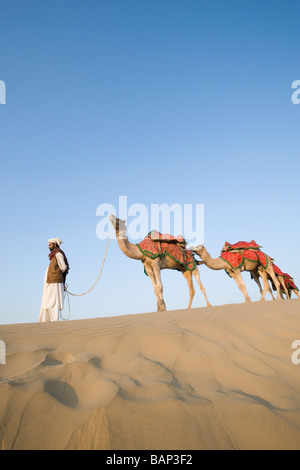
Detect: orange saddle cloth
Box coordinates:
(220, 246, 269, 270)
(137, 231, 196, 272)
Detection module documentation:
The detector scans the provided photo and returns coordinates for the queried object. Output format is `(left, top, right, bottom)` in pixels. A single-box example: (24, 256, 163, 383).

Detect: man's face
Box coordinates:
(49, 242, 56, 251)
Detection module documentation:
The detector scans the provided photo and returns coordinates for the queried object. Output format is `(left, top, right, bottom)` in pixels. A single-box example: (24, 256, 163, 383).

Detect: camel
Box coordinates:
(190, 245, 282, 302)
(252, 266, 300, 301)
(269, 273, 300, 300)
(251, 268, 291, 300)
(109, 215, 211, 311)
(286, 285, 300, 299)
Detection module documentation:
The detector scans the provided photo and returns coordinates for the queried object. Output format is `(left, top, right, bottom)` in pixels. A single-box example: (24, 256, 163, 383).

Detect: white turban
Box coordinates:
(48, 238, 63, 247)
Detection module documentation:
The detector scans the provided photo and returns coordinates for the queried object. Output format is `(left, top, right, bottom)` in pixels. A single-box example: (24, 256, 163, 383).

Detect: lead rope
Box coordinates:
(60, 236, 111, 321)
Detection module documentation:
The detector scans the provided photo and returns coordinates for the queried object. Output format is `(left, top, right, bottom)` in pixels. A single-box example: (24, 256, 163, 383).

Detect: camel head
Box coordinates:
(109, 214, 127, 238)
(189, 244, 205, 258)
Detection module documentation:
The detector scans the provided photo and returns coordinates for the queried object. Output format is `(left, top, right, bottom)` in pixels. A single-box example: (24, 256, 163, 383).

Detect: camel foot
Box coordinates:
(207, 302, 212, 307)
(259, 298, 266, 302)
(157, 301, 167, 311)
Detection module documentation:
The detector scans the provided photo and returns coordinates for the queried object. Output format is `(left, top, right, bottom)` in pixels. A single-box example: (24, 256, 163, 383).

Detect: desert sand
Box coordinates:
(0, 299, 300, 450)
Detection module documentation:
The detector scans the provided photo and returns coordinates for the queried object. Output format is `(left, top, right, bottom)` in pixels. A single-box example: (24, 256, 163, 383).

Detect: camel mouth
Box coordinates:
(109, 214, 127, 235)
(109, 214, 117, 228)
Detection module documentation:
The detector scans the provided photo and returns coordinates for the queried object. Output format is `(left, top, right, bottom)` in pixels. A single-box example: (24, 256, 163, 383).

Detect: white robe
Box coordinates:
(39, 253, 67, 323)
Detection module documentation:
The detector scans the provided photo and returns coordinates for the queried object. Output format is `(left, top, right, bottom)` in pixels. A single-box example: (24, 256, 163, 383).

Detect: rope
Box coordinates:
(61, 290, 72, 321)
(60, 236, 111, 321)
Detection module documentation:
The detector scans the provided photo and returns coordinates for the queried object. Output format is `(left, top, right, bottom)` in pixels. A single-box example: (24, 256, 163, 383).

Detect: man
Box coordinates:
(39, 238, 70, 323)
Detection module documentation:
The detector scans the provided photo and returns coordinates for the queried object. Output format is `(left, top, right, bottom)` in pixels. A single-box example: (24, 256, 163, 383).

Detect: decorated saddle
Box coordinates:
(273, 264, 285, 277)
(222, 240, 262, 252)
(220, 240, 269, 270)
(271, 265, 298, 290)
(137, 231, 196, 272)
(283, 273, 299, 291)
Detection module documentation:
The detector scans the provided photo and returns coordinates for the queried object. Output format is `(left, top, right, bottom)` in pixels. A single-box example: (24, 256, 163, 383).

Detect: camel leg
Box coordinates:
(151, 259, 167, 311)
(230, 270, 252, 302)
(252, 271, 275, 300)
(265, 266, 282, 301)
(182, 270, 195, 309)
(278, 276, 290, 299)
(293, 289, 300, 299)
(268, 281, 276, 300)
(144, 262, 166, 311)
(276, 286, 285, 299)
(192, 268, 212, 307)
(251, 271, 264, 295)
(258, 270, 272, 301)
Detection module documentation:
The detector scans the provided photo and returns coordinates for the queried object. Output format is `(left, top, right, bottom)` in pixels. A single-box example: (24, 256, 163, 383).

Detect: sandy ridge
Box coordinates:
(0, 300, 300, 450)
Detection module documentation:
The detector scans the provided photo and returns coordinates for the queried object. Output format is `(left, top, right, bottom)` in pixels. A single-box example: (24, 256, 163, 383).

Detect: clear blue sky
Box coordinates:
(0, 0, 299, 324)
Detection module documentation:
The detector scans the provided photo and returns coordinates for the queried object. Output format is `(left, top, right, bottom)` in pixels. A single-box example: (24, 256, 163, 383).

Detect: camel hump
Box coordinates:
(147, 231, 186, 244)
(222, 240, 262, 252)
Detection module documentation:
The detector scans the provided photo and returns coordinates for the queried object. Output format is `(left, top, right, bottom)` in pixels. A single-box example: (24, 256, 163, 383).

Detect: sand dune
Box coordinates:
(0, 299, 300, 450)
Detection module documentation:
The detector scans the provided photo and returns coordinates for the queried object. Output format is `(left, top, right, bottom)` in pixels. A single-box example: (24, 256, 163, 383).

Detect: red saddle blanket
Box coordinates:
(137, 231, 196, 271)
(273, 264, 285, 276)
(283, 274, 298, 290)
(273, 266, 298, 289)
(222, 240, 262, 252)
(220, 249, 269, 270)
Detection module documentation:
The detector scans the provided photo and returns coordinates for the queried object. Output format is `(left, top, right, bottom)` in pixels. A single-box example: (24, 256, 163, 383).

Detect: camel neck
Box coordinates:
(115, 231, 144, 261)
(201, 249, 224, 270)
